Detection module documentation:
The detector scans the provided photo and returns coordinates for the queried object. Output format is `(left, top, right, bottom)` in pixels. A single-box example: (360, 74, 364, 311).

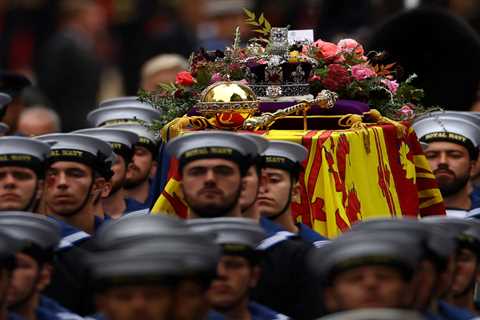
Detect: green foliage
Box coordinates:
(243, 9, 272, 38)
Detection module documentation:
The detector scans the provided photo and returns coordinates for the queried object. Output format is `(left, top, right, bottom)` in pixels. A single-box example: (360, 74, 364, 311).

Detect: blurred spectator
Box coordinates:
(17, 105, 61, 137)
(366, 6, 480, 110)
(197, 0, 252, 50)
(36, 0, 108, 131)
(140, 54, 188, 91)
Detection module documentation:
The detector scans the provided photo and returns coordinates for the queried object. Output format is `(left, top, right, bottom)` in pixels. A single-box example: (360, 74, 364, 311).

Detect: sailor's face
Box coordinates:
(181, 158, 242, 218)
(7, 253, 50, 308)
(44, 161, 94, 216)
(450, 248, 478, 296)
(239, 166, 260, 211)
(97, 285, 174, 320)
(424, 141, 474, 197)
(110, 155, 127, 195)
(125, 146, 154, 188)
(325, 265, 413, 312)
(207, 255, 259, 310)
(0, 166, 40, 211)
(257, 168, 295, 219)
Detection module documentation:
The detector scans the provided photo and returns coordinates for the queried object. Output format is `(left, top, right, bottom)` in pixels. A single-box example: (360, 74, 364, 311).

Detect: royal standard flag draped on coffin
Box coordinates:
(152, 123, 444, 238)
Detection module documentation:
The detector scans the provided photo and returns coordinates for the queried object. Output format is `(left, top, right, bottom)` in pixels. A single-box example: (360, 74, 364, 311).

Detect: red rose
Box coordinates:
(175, 71, 196, 86)
(321, 64, 351, 91)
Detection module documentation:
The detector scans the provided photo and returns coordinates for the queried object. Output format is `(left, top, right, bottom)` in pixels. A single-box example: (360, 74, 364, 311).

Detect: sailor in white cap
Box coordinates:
(444, 220, 480, 315)
(167, 132, 315, 319)
(257, 140, 327, 246)
(74, 128, 139, 218)
(188, 217, 290, 320)
(309, 231, 423, 315)
(0, 137, 50, 212)
(166, 131, 257, 218)
(88, 214, 220, 320)
(412, 111, 480, 217)
(87, 102, 161, 212)
(0, 212, 83, 320)
(42, 133, 114, 240)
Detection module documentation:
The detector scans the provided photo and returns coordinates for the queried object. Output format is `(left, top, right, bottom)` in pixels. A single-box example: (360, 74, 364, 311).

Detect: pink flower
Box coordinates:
(337, 38, 364, 56)
(381, 79, 399, 94)
(309, 75, 322, 82)
(238, 79, 249, 85)
(350, 65, 376, 81)
(397, 104, 415, 120)
(210, 73, 223, 83)
(311, 39, 339, 61)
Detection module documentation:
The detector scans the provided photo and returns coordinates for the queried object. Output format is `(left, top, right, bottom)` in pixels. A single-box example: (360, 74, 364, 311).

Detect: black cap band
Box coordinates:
(422, 132, 479, 160)
(47, 149, 113, 179)
(179, 147, 250, 175)
(110, 143, 133, 163)
(0, 154, 44, 177)
(262, 156, 302, 177)
(137, 137, 158, 157)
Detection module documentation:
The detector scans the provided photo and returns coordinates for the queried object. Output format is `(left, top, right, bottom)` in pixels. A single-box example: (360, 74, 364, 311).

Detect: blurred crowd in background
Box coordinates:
(0, 0, 480, 132)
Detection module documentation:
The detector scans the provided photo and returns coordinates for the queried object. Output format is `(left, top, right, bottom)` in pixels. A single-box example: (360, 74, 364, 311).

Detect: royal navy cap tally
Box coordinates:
(412, 112, 480, 158)
(315, 308, 425, 320)
(187, 217, 266, 249)
(309, 232, 421, 282)
(0, 123, 9, 136)
(0, 136, 50, 175)
(0, 211, 60, 251)
(87, 101, 161, 127)
(261, 140, 308, 173)
(74, 128, 139, 162)
(104, 123, 159, 150)
(166, 131, 258, 171)
(45, 133, 114, 179)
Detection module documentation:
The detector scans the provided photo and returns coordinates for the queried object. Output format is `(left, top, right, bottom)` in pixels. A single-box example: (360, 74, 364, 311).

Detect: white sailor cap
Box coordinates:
(0, 211, 60, 252)
(412, 112, 480, 159)
(0, 123, 9, 136)
(0, 136, 50, 175)
(87, 98, 161, 127)
(74, 128, 139, 162)
(315, 309, 425, 320)
(166, 131, 258, 173)
(261, 140, 307, 173)
(45, 133, 114, 179)
(103, 123, 159, 156)
(187, 217, 266, 249)
(309, 231, 421, 283)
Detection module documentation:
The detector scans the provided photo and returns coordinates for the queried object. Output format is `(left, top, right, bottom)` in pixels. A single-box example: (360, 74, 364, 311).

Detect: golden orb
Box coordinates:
(195, 81, 259, 129)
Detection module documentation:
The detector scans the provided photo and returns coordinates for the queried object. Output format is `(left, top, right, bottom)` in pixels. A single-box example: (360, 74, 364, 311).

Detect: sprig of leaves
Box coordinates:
(244, 9, 271, 38)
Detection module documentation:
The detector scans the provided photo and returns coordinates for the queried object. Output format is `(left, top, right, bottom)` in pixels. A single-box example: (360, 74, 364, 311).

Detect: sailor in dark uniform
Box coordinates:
(0, 212, 83, 320)
(258, 140, 328, 246)
(308, 228, 423, 314)
(91, 213, 220, 320)
(74, 128, 139, 218)
(166, 131, 316, 319)
(0, 137, 50, 212)
(87, 98, 161, 213)
(412, 112, 480, 217)
(0, 231, 19, 320)
(37, 133, 114, 315)
(188, 217, 290, 320)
